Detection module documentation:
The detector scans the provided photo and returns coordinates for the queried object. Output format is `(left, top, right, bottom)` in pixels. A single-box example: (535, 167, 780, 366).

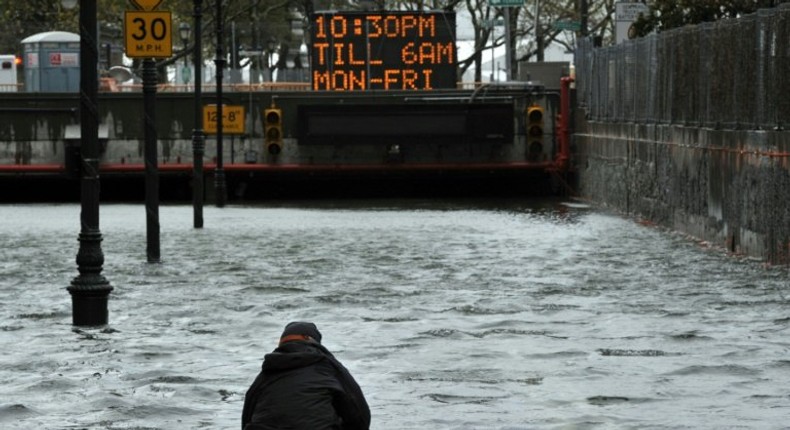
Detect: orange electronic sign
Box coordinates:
(310, 11, 456, 91)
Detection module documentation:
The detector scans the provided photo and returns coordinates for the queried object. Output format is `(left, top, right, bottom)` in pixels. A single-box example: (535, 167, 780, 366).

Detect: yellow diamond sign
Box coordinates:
(130, 0, 163, 11)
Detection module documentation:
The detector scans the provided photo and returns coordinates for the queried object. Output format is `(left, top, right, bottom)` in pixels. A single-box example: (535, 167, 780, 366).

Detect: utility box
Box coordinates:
(21, 31, 80, 92)
(0, 55, 19, 92)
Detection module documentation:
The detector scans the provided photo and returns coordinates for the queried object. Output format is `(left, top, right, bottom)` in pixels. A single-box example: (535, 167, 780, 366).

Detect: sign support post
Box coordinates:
(214, 0, 227, 207)
(125, 0, 172, 262)
(142, 57, 160, 263)
(504, 7, 512, 80)
(191, 0, 204, 228)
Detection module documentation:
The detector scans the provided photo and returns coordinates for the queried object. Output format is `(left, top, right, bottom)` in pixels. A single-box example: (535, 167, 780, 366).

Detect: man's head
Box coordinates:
(280, 321, 322, 345)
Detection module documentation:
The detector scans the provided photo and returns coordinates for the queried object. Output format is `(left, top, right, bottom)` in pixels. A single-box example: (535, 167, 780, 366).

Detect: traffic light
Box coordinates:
(526, 104, 544, 161)
(264, 107, 283, 155)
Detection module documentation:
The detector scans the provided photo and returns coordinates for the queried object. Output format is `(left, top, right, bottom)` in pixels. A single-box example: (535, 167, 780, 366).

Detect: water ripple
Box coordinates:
(1, 201, 787, 429)
(597, 349, 674, 357)
(668, 330, 713, 341)
(665, 365, 761, 376)
(0, 403, 38, 421)
(423, 393, 504, 404)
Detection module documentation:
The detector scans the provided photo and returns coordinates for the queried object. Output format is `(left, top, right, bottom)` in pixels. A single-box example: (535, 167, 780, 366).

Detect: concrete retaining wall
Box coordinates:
(574, 116, 790, 264)
(0, 91, 538, 167)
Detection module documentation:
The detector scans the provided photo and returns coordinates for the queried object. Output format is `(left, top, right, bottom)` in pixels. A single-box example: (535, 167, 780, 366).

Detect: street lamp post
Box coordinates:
(64, 0, 113, 326)
(267, 37, 277, 82)
(192, 0, 205, 228)
(214, 0, 227, 207)
(179, 22, 191, 87)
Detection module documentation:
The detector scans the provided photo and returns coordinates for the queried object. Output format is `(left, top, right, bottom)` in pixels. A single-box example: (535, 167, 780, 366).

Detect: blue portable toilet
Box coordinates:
(21, 31, 80, 92)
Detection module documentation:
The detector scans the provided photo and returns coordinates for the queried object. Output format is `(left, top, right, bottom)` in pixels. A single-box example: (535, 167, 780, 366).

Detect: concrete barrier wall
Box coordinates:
(0, 92, 275, 165)
(0, 90, 538, 167)
(574, 116, 790, 264)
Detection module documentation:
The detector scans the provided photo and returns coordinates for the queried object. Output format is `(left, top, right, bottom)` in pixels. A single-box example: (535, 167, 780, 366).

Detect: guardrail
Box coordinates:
(0, 83, 22, 92)
(110, 81, 487, 93)
(112, 82, 313, 93)
(3, 80, 496, 93)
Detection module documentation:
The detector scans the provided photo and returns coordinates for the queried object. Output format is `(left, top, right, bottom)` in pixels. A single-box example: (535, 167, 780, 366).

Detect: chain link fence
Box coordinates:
(575, 5, 790, 130)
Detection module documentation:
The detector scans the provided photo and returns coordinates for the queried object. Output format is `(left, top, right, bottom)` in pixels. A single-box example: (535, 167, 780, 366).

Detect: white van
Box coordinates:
(0, 55, 19, 92)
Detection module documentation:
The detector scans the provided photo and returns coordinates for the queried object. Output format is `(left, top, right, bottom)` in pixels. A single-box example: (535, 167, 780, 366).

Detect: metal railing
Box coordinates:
(111, 81, 313, 93)
(110, 81, 486, 93)
(575, 5, 790, 130)
(0, 83, 22, 92)
(5, 80, 512, 94)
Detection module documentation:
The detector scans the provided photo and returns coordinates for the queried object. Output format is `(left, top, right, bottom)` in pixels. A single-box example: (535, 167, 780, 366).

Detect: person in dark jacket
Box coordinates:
(241, 321, 371, 430)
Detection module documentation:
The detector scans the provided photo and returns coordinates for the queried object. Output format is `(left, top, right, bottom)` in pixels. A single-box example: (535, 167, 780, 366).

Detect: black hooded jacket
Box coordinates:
(242, 340, 370, 430)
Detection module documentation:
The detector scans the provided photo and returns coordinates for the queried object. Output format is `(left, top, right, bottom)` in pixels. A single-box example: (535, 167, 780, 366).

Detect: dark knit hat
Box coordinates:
(280, 321, 322, 344)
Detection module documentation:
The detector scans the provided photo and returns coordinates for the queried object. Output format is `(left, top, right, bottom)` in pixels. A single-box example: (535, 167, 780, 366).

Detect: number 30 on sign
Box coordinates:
(124, 10, 172, 58)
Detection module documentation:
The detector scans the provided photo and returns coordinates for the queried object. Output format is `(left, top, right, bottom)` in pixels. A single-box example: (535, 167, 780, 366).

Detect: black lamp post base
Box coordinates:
(68, 279, 113, 326)
(69, 293, 110, 326)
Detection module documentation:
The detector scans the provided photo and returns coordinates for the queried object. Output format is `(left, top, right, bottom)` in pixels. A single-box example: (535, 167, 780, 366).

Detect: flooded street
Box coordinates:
(1, 199, 788, 429)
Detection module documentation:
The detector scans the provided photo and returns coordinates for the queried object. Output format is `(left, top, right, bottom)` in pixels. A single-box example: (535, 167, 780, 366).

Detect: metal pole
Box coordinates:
(504, 7, 512, 81)
(269, 49, 274, 81)
(143, 58, 160, 263)
(68, 0, 113, 326)
(214, 0, 227, 207)
(580, 0, 588, 37)
(536, 0, 544, 62)
(231, 21, 237, 77)
(192, 0, 204, 228)
(491, 22, 495, 82)
(183, 41, 189, 72)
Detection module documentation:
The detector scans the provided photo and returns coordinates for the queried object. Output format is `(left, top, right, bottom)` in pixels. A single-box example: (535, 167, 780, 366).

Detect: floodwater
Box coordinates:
(0, 200, 788, 430)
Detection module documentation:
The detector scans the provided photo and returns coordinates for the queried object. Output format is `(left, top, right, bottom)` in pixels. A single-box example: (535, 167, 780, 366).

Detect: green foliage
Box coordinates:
(0, 0, 150, 54)
(633, 0, 790, 36)
(0, 0, 68, 54)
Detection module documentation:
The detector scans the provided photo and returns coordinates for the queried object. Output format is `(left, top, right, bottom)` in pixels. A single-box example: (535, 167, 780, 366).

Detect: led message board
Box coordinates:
(310, 11, 456, 91)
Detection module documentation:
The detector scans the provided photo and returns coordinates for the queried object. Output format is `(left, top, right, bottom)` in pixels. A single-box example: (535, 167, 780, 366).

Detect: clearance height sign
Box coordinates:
(310, 11, 456, 91)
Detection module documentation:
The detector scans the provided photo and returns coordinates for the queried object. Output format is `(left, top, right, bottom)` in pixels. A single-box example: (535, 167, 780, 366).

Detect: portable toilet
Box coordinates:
(21, 31, 80, 92)
(0, 54, 18, 92)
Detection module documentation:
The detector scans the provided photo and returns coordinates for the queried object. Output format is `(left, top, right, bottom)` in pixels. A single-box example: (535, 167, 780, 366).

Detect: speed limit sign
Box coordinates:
(124, 10, 172, 58)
